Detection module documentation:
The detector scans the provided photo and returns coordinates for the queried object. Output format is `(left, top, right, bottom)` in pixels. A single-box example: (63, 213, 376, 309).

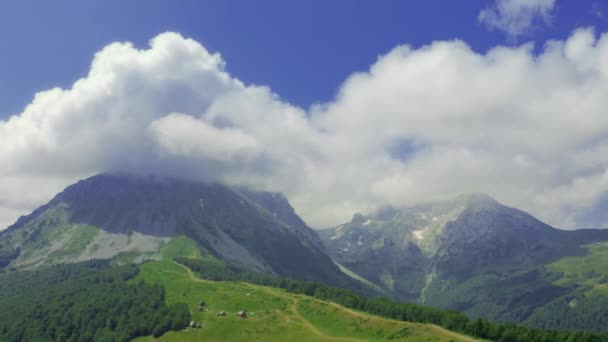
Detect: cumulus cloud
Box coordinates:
(479, 0, 556, 38)
(3, 29, 608, 229)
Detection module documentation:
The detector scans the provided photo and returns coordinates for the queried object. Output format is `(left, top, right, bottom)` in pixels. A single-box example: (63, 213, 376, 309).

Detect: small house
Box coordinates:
(237, 310, 247, 318)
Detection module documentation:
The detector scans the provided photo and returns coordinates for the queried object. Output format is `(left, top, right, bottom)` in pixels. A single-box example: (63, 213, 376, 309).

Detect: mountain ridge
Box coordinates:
(319, 193, 608, 334)
(0, 173, 355, 288)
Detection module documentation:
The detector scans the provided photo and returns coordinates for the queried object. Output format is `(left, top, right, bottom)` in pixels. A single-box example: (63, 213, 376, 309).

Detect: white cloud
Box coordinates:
(479, 0, 556, 37)
(149, 113, 260, 162)
(3, 29, 608, 230)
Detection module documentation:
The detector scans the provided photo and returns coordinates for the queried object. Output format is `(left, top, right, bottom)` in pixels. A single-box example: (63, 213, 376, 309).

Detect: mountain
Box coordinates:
(0, 173, 351, 287)
(319, 193, 608, 334)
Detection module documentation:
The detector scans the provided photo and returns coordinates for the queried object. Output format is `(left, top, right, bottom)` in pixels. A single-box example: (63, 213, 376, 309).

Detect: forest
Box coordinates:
(0, 261, 190, 342)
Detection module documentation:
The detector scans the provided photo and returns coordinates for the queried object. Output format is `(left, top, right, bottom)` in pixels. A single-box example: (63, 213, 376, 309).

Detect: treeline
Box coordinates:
(0, 261, 190, 342)
(0, 247, 19, 268)
(523, 291, 608, 337)
(177, 257, 608, 342)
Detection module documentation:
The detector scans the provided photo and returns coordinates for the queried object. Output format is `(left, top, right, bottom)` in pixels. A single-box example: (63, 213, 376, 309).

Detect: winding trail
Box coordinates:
(175, 261, 212, 283)
(176, 261, 479, 342)
(177, 262, 360, 341)
(237, 282, 362, 341)
(251, 283, 479, 342)
(271, 288, 362, 341)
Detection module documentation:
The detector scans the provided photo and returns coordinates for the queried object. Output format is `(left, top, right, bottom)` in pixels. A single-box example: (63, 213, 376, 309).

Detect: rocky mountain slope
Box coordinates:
(320, 193, 608, 333)
(0, 173, 351, 287)
(320, 193, 484, 300)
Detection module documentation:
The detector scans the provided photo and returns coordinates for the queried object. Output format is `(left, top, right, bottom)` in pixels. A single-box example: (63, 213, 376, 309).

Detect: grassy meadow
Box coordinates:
(132, 261, 479, 342)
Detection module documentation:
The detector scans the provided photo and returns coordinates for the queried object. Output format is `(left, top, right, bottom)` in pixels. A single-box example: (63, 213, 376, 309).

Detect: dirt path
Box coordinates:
(177, 263, 479, 342)
(290, 298, 362, 341)
(175, 261, 212, 283)
(176, 264, 358, 340)
(239, 282, 362, 341)
(259, 285, 478, 342)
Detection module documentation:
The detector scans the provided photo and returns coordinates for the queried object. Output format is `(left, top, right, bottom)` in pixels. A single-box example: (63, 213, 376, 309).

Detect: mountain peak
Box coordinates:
(352, 213, 366, 224)
(0, 173, 353, 286)
(453, 192, 497, 210)
(460, 191, 495, 202)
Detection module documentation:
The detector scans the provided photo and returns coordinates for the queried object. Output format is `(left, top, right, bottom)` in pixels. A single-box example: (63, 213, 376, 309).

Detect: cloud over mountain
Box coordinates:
(3, 29, 608, 229)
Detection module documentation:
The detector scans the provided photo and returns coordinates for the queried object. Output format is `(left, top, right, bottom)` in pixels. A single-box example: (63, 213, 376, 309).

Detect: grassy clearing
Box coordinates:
(133, 261, 478, 341)
(161, 236, 205, 260)
(547, 242, 608, 293)
(44, 224, 99, 263)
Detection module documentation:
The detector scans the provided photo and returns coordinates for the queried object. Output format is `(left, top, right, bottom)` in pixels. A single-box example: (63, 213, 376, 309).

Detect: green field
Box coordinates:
(133, 261, 479, 341)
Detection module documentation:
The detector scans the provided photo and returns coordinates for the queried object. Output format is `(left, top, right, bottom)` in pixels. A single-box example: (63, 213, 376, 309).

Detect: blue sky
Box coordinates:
(4, 1, 608, 229)
(2, 0, 607, 119)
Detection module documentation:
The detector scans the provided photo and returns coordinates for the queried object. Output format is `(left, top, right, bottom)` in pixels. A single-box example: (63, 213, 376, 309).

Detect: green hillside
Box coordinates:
(521, 242, 608, 332)
(133, 261, 479, 342)
(547, 241, 608, 291)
